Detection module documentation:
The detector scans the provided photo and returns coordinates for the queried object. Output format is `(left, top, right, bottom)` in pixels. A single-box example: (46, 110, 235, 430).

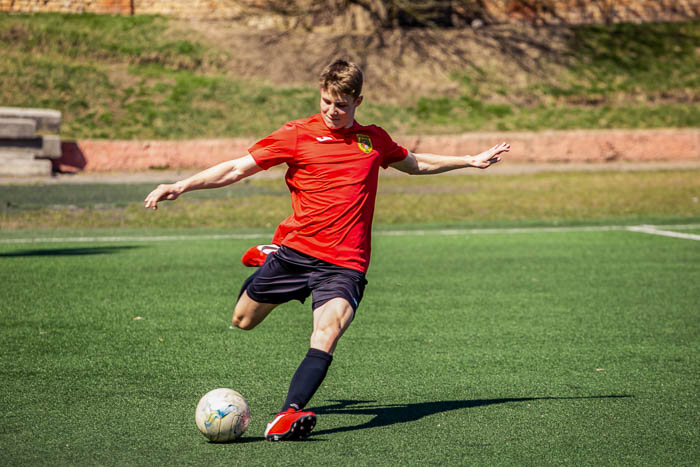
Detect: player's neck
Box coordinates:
(324, 118, 357, 134)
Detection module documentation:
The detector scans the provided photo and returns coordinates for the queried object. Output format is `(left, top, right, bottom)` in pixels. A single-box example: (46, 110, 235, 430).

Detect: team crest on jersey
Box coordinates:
(356, 134, 373, 154)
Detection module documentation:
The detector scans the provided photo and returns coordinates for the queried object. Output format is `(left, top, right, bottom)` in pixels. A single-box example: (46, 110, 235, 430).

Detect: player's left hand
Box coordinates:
(470, 142, 510, 169)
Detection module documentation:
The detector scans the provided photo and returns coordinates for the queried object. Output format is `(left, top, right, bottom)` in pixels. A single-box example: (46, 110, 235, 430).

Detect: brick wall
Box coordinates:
(55, 129, 700, 173)
(0, 0, 697, 23)
(1, 0, 133, 15)
(130, 0, 243, 18)
(0, 0, 242, 17)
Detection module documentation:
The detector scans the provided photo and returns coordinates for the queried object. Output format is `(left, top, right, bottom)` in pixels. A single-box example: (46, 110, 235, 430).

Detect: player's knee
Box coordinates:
(309, 327, 338, 351)
(232, 317, 254, 331)
(311, 322, 340, 342)
(311, 320, 341, 345)
(310, 300, 354, 350)
(231, 311, 256, 331)
(232, 294, 276, 331)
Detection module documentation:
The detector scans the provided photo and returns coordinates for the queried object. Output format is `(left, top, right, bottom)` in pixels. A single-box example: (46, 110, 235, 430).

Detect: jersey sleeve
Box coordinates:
(375, 126, 408, 169)
(248, 121, 298, 170)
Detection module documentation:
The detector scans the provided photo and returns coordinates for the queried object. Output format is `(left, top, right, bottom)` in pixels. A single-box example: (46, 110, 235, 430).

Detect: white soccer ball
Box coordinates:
(195, 388, 250, 442)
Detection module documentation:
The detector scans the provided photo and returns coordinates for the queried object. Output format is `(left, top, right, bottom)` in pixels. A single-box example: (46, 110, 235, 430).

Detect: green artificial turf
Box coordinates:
(1, 228, 698, 465)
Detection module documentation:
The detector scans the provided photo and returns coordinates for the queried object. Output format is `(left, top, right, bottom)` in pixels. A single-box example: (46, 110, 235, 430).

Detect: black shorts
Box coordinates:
(240, 245, 368, 311)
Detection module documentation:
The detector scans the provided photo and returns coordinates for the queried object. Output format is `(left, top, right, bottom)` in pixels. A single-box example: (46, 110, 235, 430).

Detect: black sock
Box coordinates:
(282, 348, 333, 412)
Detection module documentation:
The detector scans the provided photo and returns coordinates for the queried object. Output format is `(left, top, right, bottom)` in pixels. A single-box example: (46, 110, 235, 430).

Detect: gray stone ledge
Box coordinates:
(0, 118, 37, 138)
(0, 107, 61, 133)
(0, 152, 52, 176)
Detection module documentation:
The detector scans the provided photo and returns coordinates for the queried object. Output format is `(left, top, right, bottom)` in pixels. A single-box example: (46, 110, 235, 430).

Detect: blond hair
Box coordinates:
(319, 59, 363, 99)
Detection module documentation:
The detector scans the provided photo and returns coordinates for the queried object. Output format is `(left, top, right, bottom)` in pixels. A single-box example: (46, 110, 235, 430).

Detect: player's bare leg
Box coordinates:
(310, 297, 355, 354)
(231, 291, 278, 330)
(265, 298, 355, 441)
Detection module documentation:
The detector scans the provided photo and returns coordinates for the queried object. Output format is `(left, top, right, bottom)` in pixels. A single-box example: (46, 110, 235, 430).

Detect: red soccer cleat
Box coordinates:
(241, 244, 279, 267)
(264, 408, 317, 441)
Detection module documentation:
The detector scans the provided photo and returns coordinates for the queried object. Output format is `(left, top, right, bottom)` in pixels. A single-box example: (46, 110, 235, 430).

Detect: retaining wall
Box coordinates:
(55, 128, 700, 173)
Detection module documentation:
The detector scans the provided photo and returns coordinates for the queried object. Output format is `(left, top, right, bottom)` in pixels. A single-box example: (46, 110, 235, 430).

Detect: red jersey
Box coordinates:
(248, 113, 408, 273)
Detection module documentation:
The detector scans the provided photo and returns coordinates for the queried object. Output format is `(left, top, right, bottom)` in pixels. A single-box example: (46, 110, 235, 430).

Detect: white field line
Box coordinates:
(0, 233, 271, 244)
(2, 224, 700, 244)
(625, 225, 700, 241)
(377, 225, 629, 237)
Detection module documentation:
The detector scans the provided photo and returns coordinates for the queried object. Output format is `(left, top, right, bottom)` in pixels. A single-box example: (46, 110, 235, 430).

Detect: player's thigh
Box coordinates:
(232, 291, 278, 330)
(244, 251, 311, 307)
(310, 297, 355, 354)
(310, 267, 366, 312)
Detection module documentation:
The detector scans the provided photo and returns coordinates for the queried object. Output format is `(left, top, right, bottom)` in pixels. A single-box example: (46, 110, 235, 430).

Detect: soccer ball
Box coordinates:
(195, 388, 250, 442)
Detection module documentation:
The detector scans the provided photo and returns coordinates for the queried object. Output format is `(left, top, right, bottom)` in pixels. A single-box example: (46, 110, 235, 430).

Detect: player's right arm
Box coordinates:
(144, 154, 262, 210)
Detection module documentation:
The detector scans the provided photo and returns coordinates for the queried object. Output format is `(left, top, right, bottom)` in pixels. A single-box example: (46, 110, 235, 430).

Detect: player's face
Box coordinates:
(320, 89, 362, 130)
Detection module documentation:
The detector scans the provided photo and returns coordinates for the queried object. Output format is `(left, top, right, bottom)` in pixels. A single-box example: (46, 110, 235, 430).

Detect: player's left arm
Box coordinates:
(390, 142, 510, 175)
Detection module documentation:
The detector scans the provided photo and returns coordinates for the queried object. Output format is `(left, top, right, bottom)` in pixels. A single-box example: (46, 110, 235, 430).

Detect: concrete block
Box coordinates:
(0, 135, 62, 159)
(0, 150, 36, 162)
(0, 151, 52, 177)
(0, 107, 61, 133)
(0, 118, 37, 138)
(36, 135, 62, 159)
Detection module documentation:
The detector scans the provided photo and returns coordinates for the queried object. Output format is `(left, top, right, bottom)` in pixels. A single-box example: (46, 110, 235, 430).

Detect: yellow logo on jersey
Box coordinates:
(357, 134, 373, 154)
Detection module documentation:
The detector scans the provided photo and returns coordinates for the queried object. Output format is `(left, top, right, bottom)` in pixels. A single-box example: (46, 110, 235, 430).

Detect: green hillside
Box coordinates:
(1, 13, 698, 139)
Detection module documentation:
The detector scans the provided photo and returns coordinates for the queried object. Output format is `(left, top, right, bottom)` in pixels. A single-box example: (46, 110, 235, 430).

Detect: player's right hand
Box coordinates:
(144, 183, 182, 210)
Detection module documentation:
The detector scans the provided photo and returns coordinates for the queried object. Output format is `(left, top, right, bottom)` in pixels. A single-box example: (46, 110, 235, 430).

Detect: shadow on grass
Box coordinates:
(311, 395, 633, 437)
(213, 436, 266, 444)
(210, 395, 633, 443)
(0, 246, 143, 257)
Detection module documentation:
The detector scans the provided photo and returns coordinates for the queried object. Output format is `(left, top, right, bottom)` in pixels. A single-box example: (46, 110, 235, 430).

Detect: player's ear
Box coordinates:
(354, 95, 363, 107)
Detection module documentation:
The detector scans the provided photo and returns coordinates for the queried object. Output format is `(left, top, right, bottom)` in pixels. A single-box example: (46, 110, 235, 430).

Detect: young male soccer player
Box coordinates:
(144, 59, 510, 441)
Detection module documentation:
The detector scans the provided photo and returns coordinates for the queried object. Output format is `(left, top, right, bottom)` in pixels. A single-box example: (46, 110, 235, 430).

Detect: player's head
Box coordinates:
(319, 59, 364, 130)
(319, 59, 363, 99)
